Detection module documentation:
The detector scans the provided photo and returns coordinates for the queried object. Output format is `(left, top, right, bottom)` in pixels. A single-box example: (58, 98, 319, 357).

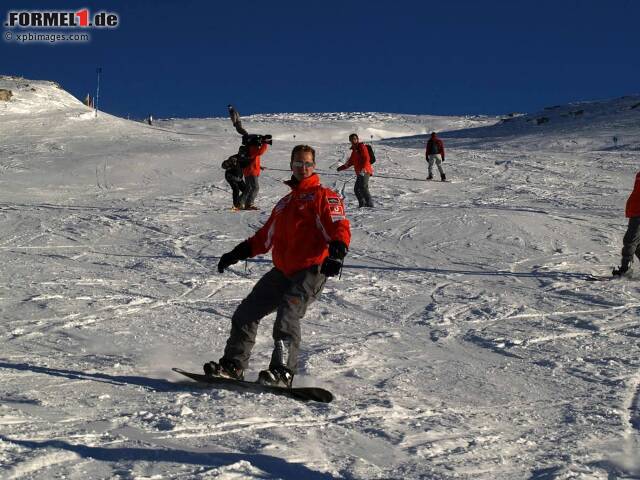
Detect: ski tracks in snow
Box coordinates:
(3, 105, 640, 478)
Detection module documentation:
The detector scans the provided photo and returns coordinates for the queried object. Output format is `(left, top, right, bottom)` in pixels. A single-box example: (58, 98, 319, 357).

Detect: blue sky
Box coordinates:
(2, 0, 639, 118)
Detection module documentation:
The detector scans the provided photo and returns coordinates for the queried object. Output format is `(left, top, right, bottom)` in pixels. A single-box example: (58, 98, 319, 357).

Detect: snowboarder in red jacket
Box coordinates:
(613, 171, 640, 277)
(426, 132, 446, 181)
(206, 145, 351, 388)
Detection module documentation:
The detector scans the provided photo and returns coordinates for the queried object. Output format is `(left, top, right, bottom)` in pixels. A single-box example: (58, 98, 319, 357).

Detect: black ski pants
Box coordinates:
(354, 173, 374, 208)
(225, 169, 246, 208)
(222, 266, 327, 373)
(239, 175, 259, 208)
(621, 216, 640, 267)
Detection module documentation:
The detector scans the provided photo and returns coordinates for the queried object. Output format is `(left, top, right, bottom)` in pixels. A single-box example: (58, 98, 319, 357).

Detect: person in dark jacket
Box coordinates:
(205, 145, 351, 388)
(613, 171, 640, 277)
(426, 132, 446, 181)
(221, 146, 248, 209)
(337, 133, 374, 208)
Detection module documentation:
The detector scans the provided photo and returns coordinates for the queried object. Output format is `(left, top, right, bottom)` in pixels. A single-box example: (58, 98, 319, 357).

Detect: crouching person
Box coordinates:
(206, 145, 351, 387)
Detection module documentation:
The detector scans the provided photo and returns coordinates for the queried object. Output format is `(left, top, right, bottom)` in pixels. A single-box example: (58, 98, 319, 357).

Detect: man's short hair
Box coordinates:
(349, 133, 359, 142)
(291, 144, 316, 164)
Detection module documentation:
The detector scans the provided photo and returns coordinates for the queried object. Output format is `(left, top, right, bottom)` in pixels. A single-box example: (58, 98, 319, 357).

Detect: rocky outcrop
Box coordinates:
(0, 89, 13, 101)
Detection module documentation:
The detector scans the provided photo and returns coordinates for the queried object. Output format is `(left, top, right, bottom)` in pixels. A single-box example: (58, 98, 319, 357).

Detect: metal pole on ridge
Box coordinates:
(95, 67, 102, 118)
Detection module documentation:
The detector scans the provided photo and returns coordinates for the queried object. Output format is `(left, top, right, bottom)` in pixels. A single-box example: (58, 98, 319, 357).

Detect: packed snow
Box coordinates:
(1, 76, 639, 479)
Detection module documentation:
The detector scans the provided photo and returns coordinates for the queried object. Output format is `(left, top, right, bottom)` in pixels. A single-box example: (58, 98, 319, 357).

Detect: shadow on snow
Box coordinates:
(0, 361, 177, 392)
(0, 435, 334, 479)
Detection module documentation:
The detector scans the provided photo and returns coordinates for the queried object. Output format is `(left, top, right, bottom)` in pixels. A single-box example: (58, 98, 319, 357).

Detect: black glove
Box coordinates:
(321, 257, 343, 277)
(217, 241, 251, 273)
(328, 240, 348, 260)
(321, 241, 348, 277)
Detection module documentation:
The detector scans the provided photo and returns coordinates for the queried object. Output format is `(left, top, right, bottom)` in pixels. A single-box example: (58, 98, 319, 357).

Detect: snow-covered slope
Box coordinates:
(0, 76, 89, 116)
(0, 76, 238, 202)
(379, 95, 640, 158)
(165, 111, 496, 144)
(441, 95, 640, 153)
(1, 77, 639, 479)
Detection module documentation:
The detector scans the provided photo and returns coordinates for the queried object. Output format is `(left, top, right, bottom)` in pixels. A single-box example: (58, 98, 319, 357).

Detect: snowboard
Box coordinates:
(172, 368, 333, 403)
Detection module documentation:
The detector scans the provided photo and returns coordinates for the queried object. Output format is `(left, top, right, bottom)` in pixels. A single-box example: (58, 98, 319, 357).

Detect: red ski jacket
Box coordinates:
(243, 143, 269, 177)
(338, 143, 374, 176)
(426, 137, 445, 160)
(625, 171, 640, 218)
(247, 174, 351, 277)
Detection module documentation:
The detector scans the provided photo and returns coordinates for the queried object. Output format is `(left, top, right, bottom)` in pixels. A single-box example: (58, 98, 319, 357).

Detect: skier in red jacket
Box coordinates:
(238, 140, 268, 210)
(426, 132, 446, 181)
(206, 145, 351, 387)
(613, 171, 640, 277)
(337, 133, 374, 207)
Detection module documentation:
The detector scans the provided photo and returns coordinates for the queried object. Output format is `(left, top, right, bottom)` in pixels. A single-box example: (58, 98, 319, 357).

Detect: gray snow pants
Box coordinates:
(239, 175, 259, 208)
(222, 266, 327, 373)
(354, 173, 374, 207)
(621, 216, 640, 268)
(427, 154, 445, 177)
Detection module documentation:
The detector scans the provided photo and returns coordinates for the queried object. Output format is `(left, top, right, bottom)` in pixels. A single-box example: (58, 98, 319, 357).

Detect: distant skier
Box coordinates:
(613, 171, 640, 277)
(206, 145, 351, 388)
(221, 146, 249, 209)
(227, 105, 271, 210)
(337, 133, 374, 208)
(426, 132, 446, 181)
(147, 115, 153, 126)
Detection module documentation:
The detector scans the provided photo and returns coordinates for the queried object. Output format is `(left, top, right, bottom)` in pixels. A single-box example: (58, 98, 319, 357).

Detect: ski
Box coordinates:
(172, 368, 333, 403)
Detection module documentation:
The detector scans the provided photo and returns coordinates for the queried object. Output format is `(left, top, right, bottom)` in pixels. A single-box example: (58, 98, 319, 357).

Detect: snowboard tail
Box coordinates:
(172, 368, 333, 403)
